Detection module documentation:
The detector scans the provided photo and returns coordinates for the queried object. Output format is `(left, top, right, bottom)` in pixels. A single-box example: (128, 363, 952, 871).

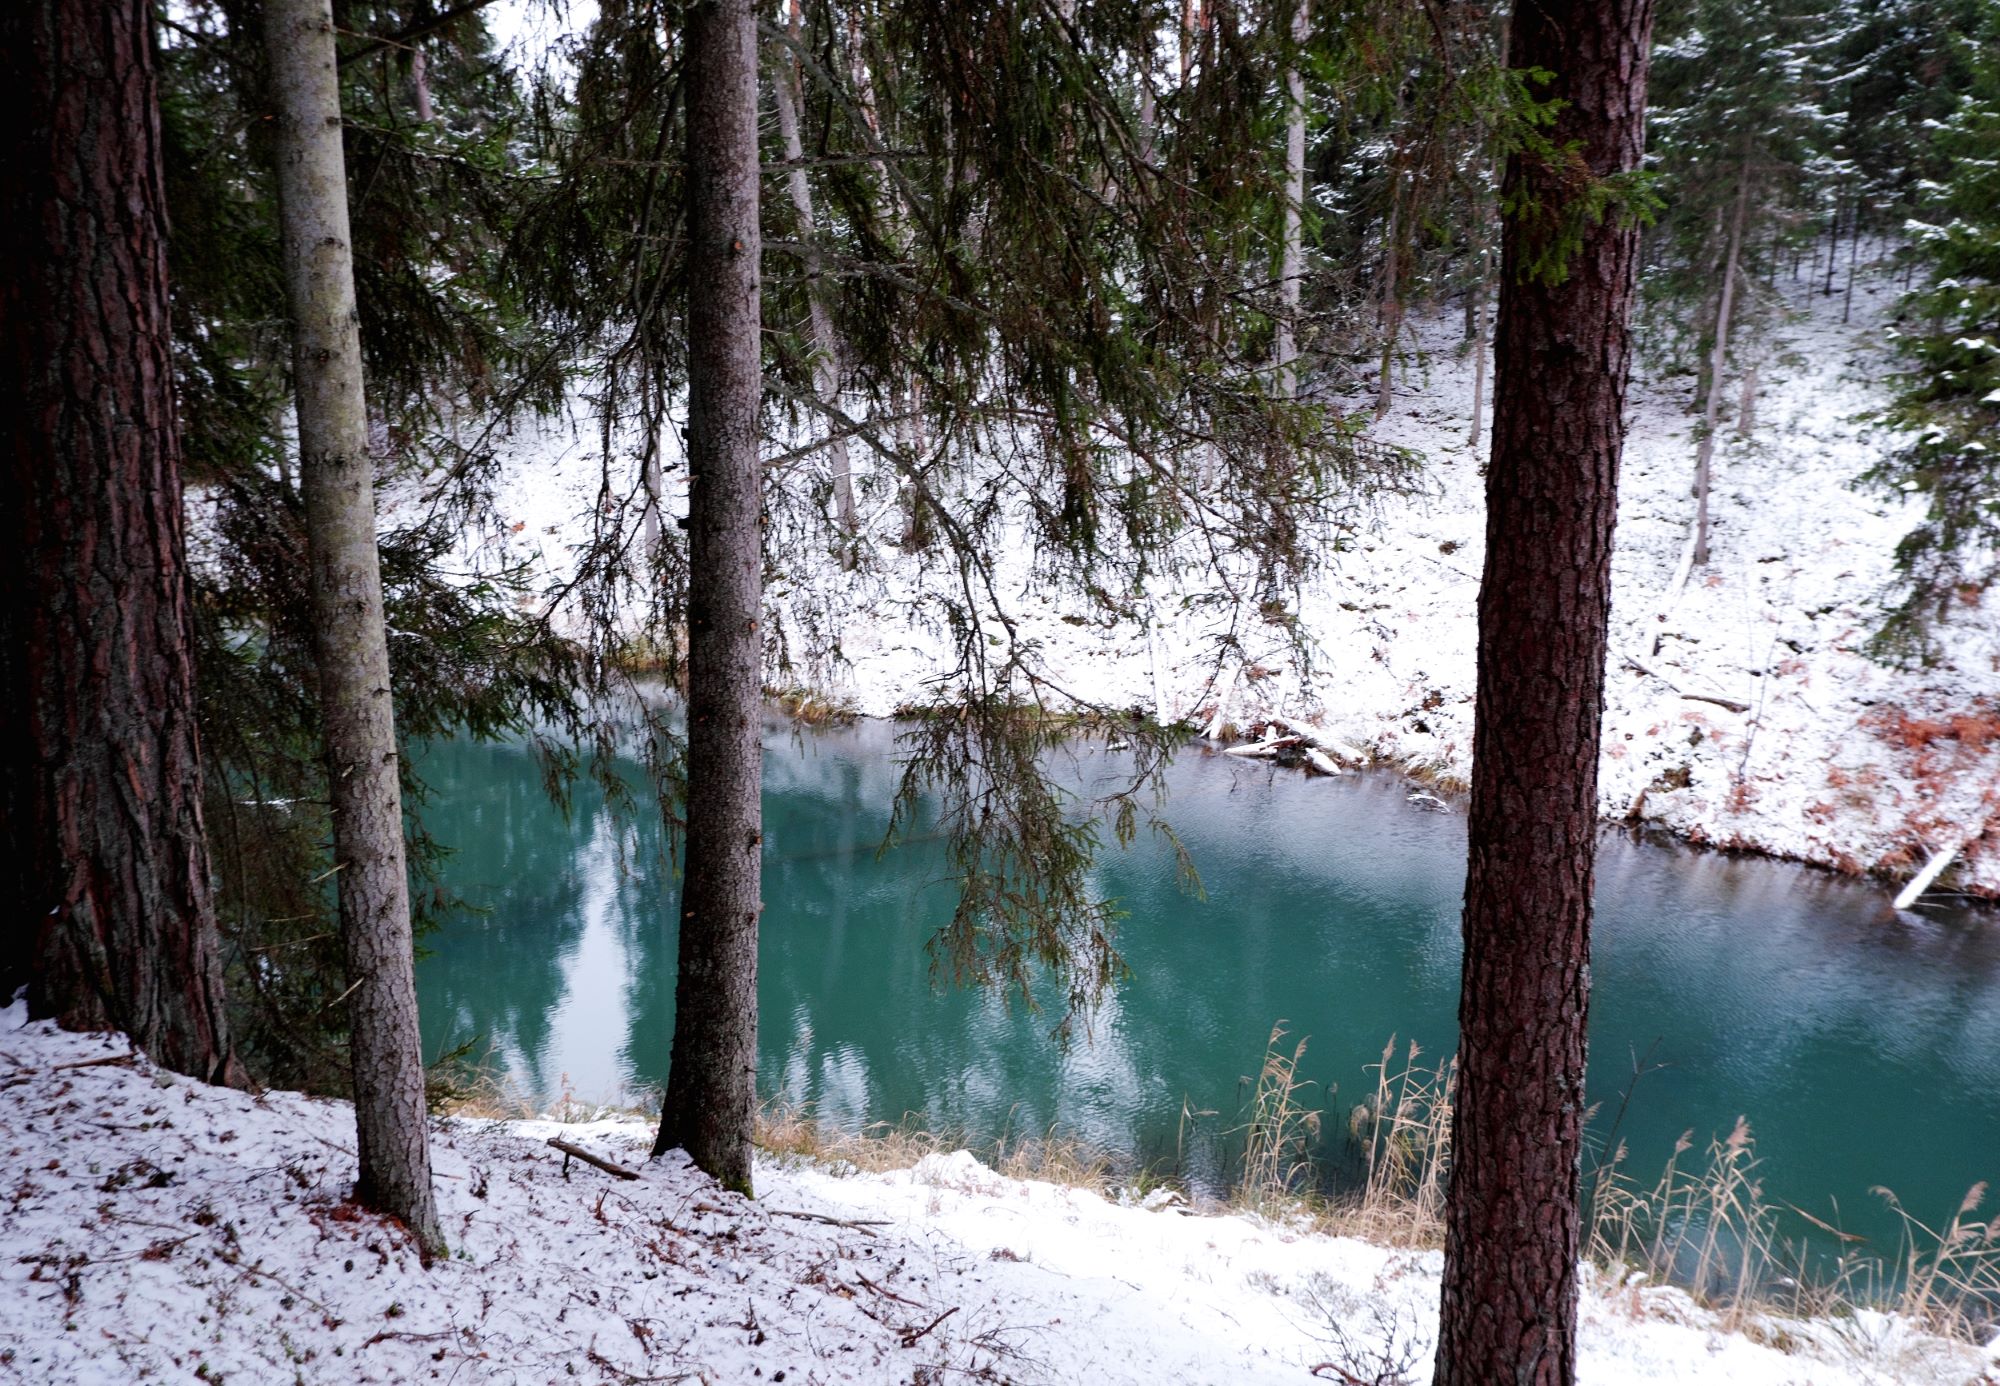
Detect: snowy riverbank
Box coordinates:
(4, 1003, 1994, 1384)
(471, 262, 1998, 903)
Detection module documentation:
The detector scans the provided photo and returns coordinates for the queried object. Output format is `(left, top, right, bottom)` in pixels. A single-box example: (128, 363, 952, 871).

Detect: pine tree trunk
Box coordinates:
(774, 0, 856, 557)
(263, 0, 443, 1256)
(0, 0, 238, 1085)
(652, 0, 764, 1197)
(1434, 2, 1654, 1383)
(1272, 1, 1308, 399)
(1694, 161, 1751, 568)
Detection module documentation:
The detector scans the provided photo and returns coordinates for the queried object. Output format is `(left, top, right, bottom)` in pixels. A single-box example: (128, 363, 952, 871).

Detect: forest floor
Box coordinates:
(4, 1001, 1995, 1384)
(476, 254, 1999, 903)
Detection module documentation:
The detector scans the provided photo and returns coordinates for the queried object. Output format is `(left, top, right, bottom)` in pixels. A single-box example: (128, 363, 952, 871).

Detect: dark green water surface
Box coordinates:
(415, 722, 1999, 1249)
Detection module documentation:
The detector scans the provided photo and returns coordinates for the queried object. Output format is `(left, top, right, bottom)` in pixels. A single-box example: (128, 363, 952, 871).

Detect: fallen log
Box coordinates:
(1263, 714, 1370, 765)
(547, 1137, 639, 1181)
(1894, 837, 1968, 911)
(1222, 735, 1301, 759)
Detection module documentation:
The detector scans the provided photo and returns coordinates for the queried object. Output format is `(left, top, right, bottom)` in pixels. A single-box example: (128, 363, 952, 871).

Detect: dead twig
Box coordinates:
(899, 1305, 959, 1347)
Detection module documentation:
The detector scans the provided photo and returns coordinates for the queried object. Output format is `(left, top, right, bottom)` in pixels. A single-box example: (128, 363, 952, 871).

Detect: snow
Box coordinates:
(466, 265, 1998, 902)
(6, 1003, 1993, 1384)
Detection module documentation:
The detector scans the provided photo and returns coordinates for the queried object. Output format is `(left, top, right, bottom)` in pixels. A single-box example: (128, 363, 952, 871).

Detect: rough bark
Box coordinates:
(1693, 159, 1750, 568)
(1434, 2, 1654, 1383)
(1272, 1, 1308, 399)
(263, 0, 443, 1256)
(773, 0, 856, 555)
(652, 0, 765, 1197)
(0, 0, 238, 1084)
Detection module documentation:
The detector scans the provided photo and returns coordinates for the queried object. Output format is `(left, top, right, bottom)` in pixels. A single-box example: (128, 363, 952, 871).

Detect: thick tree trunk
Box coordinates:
(263, 0, 443, 1256)
(774, 0, 856, 556)
(0, 0, 238, 1085)
(1434, 2, 1653, 1384)
(1272, 1, 1308, 399)
(652, 0, 764, 1197)
(1693, 160, 1750, 569)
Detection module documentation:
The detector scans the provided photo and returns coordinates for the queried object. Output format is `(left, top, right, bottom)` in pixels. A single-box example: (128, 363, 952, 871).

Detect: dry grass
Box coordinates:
(770, 685, 858, 727)
(1321, 1037, 1456, 1247)
(1234, 1023, 1324, 1211)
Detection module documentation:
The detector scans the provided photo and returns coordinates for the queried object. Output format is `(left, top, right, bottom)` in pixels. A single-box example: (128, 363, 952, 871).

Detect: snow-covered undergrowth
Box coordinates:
(476, 264, 1996, 902)
(6, 1004, 1994, 1384)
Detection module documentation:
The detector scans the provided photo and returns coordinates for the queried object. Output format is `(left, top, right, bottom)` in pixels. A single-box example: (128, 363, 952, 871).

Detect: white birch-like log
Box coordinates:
(1265, 713, 1370, 765)
(1305, 749, 1345, 777)
(1202, 662, 1239, 741)
(1894, 838, 1967, 911)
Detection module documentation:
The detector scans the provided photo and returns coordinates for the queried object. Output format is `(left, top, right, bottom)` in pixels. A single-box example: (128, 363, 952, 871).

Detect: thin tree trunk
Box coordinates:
(652, 0, 764, 1197)
(1434, 1, 1654, 1382)
(263, 0, 443, 1256)
(774, 0, 856, 558)
(1843, 201, 1861, 324)
(1375, 174, 1403, 419)
(0, 0, 238, 1085)
(1694, 159, 1751, 568)
(1272, 0, 1308, 399)
(411, 47, 433, 123)
(1735, 360, 1758, 439)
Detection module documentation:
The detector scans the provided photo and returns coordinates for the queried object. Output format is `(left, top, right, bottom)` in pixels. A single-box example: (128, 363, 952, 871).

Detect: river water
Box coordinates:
(414, 721, 1999, 1252)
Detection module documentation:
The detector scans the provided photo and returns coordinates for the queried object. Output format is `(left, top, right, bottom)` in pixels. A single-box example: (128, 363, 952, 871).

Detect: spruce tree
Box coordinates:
(1868, 0, 2000, 653)
(264, 0, 445, 1254)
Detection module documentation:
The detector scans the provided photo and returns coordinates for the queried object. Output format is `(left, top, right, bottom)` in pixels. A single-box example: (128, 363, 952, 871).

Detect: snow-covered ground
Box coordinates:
(5, 1003, 1994, 1384)
(471, 266, 1998, 903)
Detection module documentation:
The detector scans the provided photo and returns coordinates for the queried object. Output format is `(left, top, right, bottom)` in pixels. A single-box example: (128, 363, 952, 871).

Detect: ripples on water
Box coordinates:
(415, 720, 2000, 1250)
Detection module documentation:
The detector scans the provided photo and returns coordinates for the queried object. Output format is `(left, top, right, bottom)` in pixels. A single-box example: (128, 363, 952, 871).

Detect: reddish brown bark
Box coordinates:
(0, 0, 237, 1083)
(1435, 3, 1654, 1383)
(651, 0, 765, 1196)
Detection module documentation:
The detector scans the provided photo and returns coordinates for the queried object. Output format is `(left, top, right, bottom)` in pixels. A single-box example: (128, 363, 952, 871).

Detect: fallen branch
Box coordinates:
(1304, 749, 1345, 777)
(548, 1137, 640, 1181)
(899, 1305, 959, 1347)
(767, 1207, 889, 1235)
(1622, 656, 1751, 714)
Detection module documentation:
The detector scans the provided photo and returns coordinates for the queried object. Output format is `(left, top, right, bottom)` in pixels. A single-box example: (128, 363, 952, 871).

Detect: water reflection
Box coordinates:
(414, 721, 2000, 1248)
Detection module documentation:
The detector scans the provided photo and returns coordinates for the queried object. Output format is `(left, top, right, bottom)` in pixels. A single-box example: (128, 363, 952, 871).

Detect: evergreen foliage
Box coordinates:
(157, 2, 577, 1089)
(1869, 0, 2000, 656)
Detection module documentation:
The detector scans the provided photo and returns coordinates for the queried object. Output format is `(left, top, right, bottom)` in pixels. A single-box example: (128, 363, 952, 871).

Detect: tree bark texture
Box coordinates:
(1435, 2, 1653, 1384)
(652, 0, 765, 1197)
(1272, 0, 1307, 398)
(263, 0, 443, 1256)
(0, 0, 238, 1084)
